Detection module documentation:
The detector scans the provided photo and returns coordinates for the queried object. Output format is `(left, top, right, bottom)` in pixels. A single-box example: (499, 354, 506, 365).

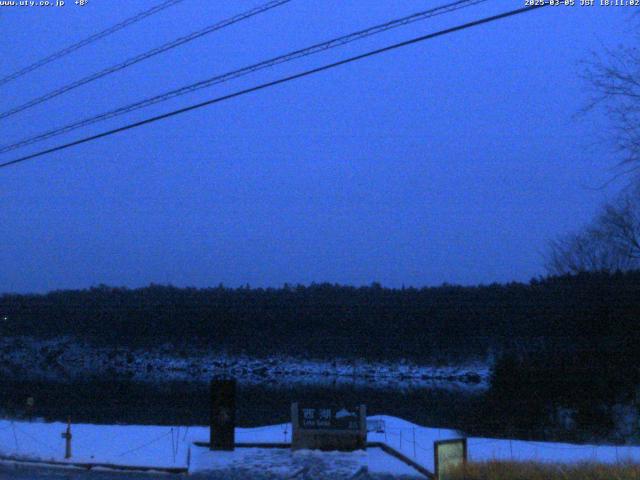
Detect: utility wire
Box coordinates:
(0, 0, 188, 87)
(0, 0, 488, 155)
(0, 0, 291, 121)
(0, 4, 548, 170)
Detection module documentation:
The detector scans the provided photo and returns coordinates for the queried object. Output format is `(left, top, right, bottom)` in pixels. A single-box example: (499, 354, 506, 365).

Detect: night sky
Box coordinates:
(0, 1, 634, 293)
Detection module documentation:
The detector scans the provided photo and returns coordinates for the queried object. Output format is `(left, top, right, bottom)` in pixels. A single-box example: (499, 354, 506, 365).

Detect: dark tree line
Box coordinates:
(2, 273, 640, 441)
(1, 271, 640, 365)
(476, 347, 640, 442)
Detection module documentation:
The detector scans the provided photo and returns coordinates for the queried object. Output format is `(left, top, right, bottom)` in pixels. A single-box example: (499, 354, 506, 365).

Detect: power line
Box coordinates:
(0, 0, 291, 121)
(0, 4, 548, 170)
(0, 0, 188, 87)
(0, 0, 488, 155)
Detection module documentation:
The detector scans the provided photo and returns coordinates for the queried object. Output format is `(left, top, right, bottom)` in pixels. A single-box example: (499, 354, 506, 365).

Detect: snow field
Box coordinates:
(1, 415, 639, 477)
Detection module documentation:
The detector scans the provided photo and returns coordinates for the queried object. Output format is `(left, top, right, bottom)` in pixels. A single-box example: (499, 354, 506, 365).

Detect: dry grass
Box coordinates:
(447, 461, 640, 480)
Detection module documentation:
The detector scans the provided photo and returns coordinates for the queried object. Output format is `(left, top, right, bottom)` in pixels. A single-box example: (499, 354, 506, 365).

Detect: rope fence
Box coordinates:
(115, 429, 173, 458)
(11, 424, 58, 456)
(368, 423, 640, 466)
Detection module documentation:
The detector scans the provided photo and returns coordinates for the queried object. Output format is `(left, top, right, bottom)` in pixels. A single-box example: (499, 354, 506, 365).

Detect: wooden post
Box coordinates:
(25, 397, 34, 423)
(291, 403, 299, 449)
(359, 404, 367, 448)
(210, 379, 236, 451)
(61, 417, 72, 459)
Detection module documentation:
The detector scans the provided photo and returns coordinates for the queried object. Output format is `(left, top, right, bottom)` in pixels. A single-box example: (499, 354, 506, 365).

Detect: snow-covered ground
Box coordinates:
(0, 336, 489, 389)
(1, 416, 639, 478)
(0, 417, 421, 477)
(189, 446, 419, 478)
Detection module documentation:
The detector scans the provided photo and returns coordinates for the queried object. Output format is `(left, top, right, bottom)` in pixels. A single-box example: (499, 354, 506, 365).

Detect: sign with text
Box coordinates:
(434, 438, 467, 480)
(298, 405, 362, 431)
(291, 403, 366, 451)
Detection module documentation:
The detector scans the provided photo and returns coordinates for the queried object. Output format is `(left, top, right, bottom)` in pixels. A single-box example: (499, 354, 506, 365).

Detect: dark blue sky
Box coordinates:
(0, 1, 633, 293)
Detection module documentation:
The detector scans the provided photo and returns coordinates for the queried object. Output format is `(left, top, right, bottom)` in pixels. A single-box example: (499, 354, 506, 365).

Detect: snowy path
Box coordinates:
(1, 416, 639, 477)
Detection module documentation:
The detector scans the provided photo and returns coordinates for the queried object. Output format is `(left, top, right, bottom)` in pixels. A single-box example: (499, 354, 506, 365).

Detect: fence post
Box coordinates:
(61, 417, 72, 459)
(11, 422, 19, 452)
(171, 427, 176, 463)
(412, 428, 416, 458)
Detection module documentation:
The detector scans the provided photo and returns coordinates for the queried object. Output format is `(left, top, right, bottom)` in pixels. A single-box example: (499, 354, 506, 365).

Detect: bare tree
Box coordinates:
(582, 35, 640, 173)
(546, 35, 640, 276)
(545, 227, 630, 276)
(545, 187, 640, 275)
(599, 185, 640, 260)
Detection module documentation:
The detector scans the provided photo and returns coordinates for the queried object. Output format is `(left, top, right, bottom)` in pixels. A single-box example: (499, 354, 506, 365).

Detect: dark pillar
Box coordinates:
(210, 379, 236, 450)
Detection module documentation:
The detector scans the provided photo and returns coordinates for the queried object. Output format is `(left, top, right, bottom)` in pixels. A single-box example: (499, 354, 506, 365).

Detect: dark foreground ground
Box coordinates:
(0, 464, 417, 480)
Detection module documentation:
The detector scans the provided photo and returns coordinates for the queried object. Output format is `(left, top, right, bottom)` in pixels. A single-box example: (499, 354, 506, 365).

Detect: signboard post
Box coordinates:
(434, 438, 467, 480)
(210, 379, 236, 451)
(291, 402, 366, 451)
